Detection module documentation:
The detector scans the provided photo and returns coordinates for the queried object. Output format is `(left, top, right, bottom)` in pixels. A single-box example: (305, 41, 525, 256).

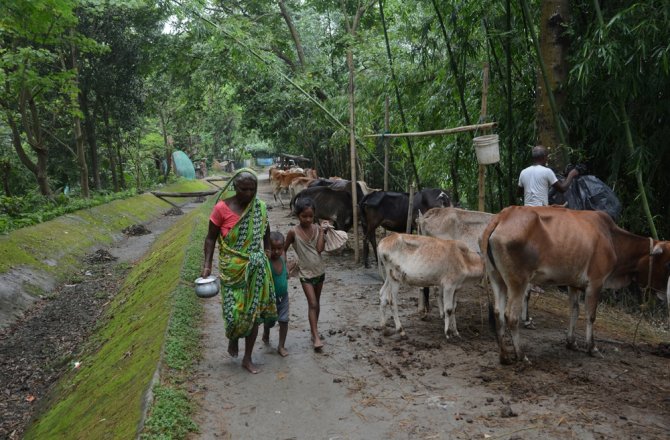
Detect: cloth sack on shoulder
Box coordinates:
(320, 220, 348, 252)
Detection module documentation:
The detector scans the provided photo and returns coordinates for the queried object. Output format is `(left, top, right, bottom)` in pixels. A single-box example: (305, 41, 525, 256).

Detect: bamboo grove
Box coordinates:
(1, 0, 669, 238)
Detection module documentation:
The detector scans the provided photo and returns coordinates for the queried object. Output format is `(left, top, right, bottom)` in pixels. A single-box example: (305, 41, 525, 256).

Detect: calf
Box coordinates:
(481, 206, 670, 364)
(377, 233, 484, 339)
(416, 207, 493, 317)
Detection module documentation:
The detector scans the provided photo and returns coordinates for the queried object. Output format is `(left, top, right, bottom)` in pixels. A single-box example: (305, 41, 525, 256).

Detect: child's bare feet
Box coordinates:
(241, 360, 260, 374)
(262, 333, 270, 345)
(227, 339, 239, 358)
(277, 346, 289, 357)
(313, 339, 324, 352)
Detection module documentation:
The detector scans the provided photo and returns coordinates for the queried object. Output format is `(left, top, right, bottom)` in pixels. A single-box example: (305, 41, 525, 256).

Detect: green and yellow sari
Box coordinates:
(218, 173, 277, 340)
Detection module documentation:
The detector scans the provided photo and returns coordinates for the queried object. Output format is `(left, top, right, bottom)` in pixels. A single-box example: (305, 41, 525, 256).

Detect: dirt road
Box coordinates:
(189, 173, 670, 439)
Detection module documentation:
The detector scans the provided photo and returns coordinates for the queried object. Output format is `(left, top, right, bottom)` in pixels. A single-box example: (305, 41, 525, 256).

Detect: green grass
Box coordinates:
(140, 198, 214, 439)
(23, 194, 214, 440)
(0, 180, 211, 278)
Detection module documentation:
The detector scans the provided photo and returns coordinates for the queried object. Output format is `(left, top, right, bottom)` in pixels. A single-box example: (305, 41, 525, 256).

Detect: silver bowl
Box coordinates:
(194, 275, 219, 298)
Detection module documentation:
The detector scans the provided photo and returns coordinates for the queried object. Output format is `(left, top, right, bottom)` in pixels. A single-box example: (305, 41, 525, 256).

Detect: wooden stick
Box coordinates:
(363, 122, 497, 139)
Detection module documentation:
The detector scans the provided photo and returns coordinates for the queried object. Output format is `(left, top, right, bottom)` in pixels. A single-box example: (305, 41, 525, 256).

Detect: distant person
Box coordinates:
(263, 231, 290, 357)
(518, 145, 579, 206)
(201, 169, 277, 374)
(284, 197, 327, 351)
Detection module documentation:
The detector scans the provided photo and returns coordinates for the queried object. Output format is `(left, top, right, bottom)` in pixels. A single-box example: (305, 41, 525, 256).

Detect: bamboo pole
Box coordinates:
(406, 183, 415, 234)
(365, 122, 497, 139)
(591, 0, 658, 240)
(384, 96, 389, 192)
(478, 64, 490, 212)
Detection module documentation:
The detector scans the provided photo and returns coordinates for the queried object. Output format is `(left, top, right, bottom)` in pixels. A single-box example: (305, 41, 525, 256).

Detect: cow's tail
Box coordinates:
(480, 215, 501, 272)
(480, 214, 502, 333)
(377, 245, 386, 281)
(666, 274, 670, 328)
(416, 211, 425, 236)
(289, 192, 299, 213)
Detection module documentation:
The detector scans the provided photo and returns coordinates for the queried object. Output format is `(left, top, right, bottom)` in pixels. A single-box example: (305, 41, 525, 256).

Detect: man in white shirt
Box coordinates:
(518, 146, 579, 206)
(516, 145, 579, 328)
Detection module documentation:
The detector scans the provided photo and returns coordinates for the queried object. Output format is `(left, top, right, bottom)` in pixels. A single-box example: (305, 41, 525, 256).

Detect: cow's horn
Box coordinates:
(651, 243, 664, 256)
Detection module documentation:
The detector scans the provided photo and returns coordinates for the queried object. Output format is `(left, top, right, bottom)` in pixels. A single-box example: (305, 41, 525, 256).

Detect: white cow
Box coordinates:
(377, 233, 484, 339)
(417, 207, 493, 253)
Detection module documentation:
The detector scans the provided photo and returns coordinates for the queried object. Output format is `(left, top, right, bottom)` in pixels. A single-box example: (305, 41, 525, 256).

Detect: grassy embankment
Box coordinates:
(0, 180, 208, 280)
(24, 189, 216, 439)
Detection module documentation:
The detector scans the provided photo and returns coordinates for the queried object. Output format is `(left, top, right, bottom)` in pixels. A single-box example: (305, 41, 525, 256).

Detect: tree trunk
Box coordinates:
(535, 0, 570, 169)
(278, 0, 306, 68)
(102, 102, 119, 192)
(116, 129, 126, 190)
(379, 0, 420, 188)
(81, 90, 101, 190)
(18, 91, 51, 196)
(0, 160, 10, 196)
(70, 33, 89, 197)
(159, 109, 171, 182)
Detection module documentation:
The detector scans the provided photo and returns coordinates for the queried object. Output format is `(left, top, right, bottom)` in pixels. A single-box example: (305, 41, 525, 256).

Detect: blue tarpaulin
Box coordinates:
(172, 150, 196, 179)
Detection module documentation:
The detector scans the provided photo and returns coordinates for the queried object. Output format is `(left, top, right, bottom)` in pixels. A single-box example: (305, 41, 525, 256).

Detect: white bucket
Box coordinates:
(473, 134, 500, 165)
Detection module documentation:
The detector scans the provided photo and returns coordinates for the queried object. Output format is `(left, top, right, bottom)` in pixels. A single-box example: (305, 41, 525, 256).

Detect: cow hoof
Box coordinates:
(523, 318, 536, 330)
(499, 354, 514, 365)
(399, 331, 407, 340)
(382, 328, 392, 337)
(566, 341, 578, 351)
(588, 347, 604, 358)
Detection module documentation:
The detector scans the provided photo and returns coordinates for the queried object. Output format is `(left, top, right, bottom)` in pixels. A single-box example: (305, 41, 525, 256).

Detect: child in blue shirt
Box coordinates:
(263, 231, 290, 356)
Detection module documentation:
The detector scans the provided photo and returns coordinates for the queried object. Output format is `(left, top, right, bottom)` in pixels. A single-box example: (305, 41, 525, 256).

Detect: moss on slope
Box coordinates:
(24, 203, 207, 439)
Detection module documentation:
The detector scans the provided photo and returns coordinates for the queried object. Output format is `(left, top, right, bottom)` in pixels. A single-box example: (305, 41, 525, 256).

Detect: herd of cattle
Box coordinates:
(268, 166, 670, 365)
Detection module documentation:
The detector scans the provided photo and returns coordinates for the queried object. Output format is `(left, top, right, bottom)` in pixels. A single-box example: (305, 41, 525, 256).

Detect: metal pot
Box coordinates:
(194, 275, 219, 298)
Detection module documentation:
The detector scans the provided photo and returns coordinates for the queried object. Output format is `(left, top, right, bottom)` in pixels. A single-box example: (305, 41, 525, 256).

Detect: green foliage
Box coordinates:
(140, 386, 198, 439)
(0, 189, 138, 234)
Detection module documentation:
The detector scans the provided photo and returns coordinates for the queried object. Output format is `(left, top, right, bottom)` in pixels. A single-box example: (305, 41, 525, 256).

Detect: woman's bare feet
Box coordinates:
(227, 339, 239, 358)
(313, 339, 324, 352)
(241, 359, 260, 374)
(277, 346, 289, 357)
(262, 332, 270, 345)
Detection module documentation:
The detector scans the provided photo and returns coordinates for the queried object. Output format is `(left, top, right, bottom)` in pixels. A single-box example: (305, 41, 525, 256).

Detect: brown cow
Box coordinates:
(377, 233, 484, 339)
(481, 206, 670, 364)
(288, 176, 315, 200)
(272, 170, 306, 207)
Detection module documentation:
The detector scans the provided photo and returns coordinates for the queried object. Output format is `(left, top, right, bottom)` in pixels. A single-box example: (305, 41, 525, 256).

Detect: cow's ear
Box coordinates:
(651, 243, 664, 256)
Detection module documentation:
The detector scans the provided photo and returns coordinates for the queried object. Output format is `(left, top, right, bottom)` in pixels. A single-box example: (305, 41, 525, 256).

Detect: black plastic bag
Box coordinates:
(550, 174, 622, 222)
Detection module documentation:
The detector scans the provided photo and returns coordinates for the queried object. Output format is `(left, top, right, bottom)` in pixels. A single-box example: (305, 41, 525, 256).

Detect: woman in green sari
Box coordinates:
(201, 169, 277, 373)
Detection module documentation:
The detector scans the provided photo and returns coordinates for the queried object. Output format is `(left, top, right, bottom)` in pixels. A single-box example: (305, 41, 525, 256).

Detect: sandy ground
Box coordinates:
(188, 173, 670, 440)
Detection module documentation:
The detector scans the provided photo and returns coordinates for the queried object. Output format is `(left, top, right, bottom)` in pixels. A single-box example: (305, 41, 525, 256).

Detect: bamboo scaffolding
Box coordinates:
(363, 122, 497, 139)
(150, 190, 219, 208)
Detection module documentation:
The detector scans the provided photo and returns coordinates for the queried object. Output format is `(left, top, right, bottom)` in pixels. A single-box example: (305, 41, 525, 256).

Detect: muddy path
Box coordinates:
(189, 174, 670, 439)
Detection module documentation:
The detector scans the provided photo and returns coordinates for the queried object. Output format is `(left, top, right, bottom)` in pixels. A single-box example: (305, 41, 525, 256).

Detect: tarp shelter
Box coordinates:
(172, 150, 196, 179)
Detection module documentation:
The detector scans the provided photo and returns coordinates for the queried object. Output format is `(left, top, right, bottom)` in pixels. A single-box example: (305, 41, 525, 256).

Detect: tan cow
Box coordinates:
(377, 233, 484, 339)
(272, 170, 306, 207)
(417, 207, 493, 253)
(288, 176, 315, 200)
(481, 206, 670, 364)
